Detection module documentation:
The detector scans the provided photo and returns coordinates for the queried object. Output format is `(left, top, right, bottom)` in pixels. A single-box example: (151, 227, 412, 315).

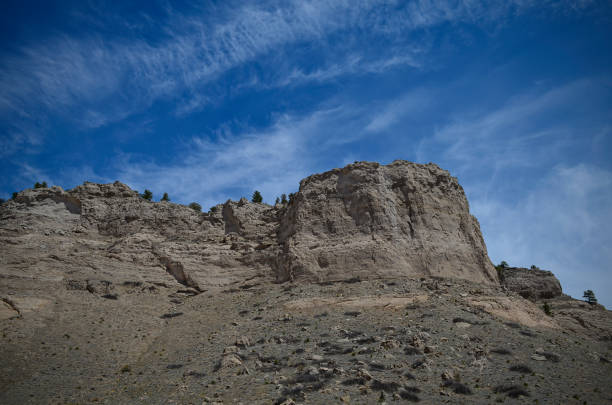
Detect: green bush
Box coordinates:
(141, 189, 153, 201)
(188, 202, 202, 212)
(210, 206, 218, 213)
(160, 192, 170, 202)
(11, 192, 18, 200)
(252, 190, 263, 203)
(275, 197, 280, 205)
(34, 181, 47, 189)
(281, 194, 287, 204)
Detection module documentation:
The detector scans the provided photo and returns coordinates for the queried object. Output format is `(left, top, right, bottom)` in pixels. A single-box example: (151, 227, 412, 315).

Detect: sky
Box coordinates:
(1, 0, 611, 307)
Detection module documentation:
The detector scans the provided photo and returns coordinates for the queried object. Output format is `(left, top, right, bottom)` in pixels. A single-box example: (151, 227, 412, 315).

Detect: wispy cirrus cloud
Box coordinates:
(1, 0, 593, 151)
(109, 107, 351, 208)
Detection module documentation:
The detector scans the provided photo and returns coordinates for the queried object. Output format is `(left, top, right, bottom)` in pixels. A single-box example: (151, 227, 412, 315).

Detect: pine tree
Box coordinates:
(188, 202, 202, 212)
(583, 290, 597, 305)
(41, 181, 48, 188)
(252, 190, 263, 203)
(142, 189, 153, 201)
(281, 194, 287, 204)
(275, 197, 280, 205)
(34, 182, 41, 189)
(161, 192, 170, 202)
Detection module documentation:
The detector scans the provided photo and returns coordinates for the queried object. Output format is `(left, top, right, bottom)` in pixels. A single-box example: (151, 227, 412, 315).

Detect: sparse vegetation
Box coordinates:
(288, 192, 296, 203)
(161, 192, 170, 202)
(583, 290, 597, 305)
(11, 192, 18, 200)
(34, 181, 48, 189)
(210, 206, 218, 213)
(188, 202, 202, 212)
(141, 189, 153, 201)
(530, 265, 540, 270)
(281, 194, 287, 204)
(275, 197, 280, 205)
(252, 190, 263, 203)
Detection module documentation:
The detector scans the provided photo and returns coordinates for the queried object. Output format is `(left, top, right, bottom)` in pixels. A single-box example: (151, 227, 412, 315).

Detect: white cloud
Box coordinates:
(473, 164, 612, 308)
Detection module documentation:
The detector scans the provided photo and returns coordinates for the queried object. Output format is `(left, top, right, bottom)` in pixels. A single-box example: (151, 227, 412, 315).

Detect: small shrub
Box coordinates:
(160, 312, 183, 319)
(443, 380, 472, 395)
(141, 189, 153, 201)
(371, 379, 401, 392)
(0, 198, 5, 205)
(530, 265, 539, 270)
(494, 385, 530, 398)
(120, 365, 131, 373)
(166, 364, 183, 369)
(275, 197, 280, 205)
(210, 206, 217, 213)
(160, 192, 170, 202)
(12, 192, 18, 200)
(252, 190, 263, 203)
(542, 302, 552, 316)
(188, 202, 201, 212)
(509, 364, 532, 374)
(583, 290, 597, 305)
(281, 194, 287, 204)
(399, 389, 420, 401)
(342, 377, 366, 386)
(288, 192, 296, 203)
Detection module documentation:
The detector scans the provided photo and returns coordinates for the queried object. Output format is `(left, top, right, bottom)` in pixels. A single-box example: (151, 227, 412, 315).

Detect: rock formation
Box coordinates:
(0, 160, 498, 293)
(500, 266, 563, 300)
(276, 161, 497, 284)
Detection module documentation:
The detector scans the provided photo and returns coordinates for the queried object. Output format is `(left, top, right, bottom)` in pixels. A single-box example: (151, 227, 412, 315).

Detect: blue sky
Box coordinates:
(1, 1, 611, 307)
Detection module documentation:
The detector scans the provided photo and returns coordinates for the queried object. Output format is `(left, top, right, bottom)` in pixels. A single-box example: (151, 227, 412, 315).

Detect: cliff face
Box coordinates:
(276, 161, 498, 284)
(0, 161, 498, 292)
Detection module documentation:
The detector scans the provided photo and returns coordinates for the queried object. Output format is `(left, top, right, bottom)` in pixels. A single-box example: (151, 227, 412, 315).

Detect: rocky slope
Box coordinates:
(0, 160, 610, 404)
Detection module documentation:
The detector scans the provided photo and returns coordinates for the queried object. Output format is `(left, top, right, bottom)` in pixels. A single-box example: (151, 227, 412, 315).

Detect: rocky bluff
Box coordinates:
(1, 160, 498, 290)
(2, 160, 611, 405)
